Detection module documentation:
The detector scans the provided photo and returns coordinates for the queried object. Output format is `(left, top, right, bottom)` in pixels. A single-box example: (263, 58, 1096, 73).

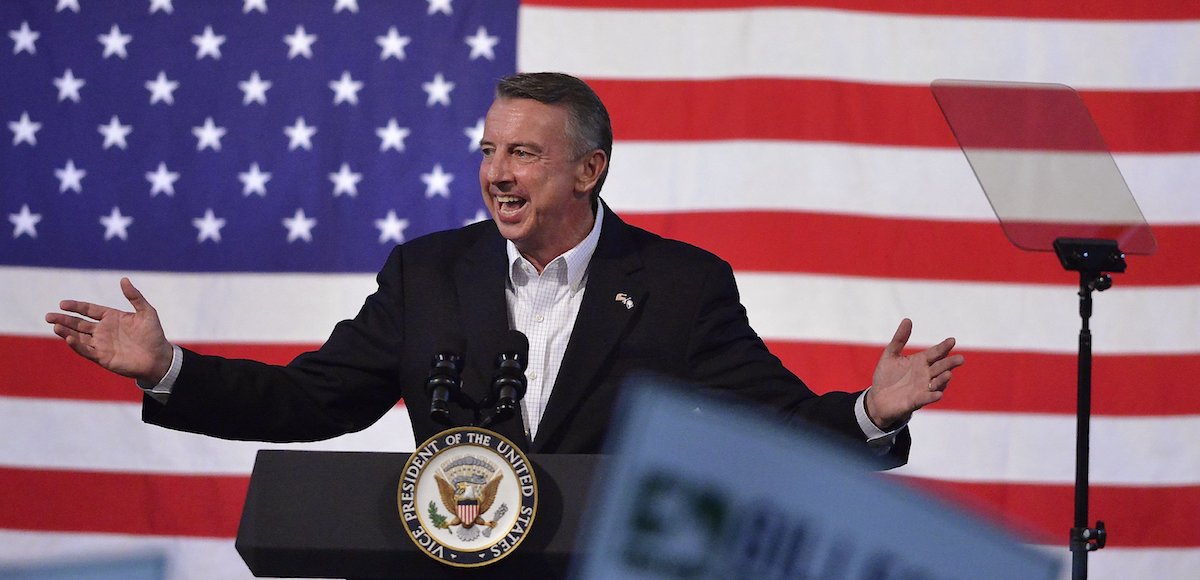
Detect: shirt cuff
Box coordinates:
(855, 388, 906, 452)
(135, 344, 182, 404)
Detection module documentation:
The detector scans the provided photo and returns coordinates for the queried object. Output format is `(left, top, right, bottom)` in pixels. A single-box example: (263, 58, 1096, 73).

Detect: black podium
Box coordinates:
(235, 450, 606, 579)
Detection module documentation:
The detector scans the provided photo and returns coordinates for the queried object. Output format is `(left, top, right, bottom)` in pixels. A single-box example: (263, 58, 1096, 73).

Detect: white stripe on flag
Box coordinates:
(0, 530, 256, 580)
(603, 143, 1200, 224)
(0, 532, 1195, 580)
(896, 410, 1200, 485)
(734, 272, 1199, 355)
(1053, 547, 1200, 580)
(4, 267, 376, 343)
(2, 397, 1193, 486)
(519, 6, 1200, 89)
(0, 397, 414, 475)
(10, 267, 1199, 353)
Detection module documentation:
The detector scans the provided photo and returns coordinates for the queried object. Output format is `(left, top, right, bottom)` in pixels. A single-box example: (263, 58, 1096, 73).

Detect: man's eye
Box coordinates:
(513, 149, 532, 159)
(480, 147, 494, 157)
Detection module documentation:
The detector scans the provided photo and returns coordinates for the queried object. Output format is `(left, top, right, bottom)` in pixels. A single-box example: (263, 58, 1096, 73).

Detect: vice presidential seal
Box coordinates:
(398, 427, 538, 567)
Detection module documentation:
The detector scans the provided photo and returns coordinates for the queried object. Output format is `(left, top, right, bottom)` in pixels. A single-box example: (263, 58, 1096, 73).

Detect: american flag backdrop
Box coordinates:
(2, 1, 1198, 578)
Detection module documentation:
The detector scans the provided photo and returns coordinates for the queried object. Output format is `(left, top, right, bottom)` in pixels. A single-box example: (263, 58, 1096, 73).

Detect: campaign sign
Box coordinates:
(574, 380, 1059, 580)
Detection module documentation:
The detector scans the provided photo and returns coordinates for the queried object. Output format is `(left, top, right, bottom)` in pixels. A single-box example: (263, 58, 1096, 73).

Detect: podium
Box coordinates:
(235, 450, 606, 579)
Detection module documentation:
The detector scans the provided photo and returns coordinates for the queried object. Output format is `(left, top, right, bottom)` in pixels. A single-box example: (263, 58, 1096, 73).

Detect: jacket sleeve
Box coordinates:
(142, 246, 410, 442)
(682, 257, 910, 466)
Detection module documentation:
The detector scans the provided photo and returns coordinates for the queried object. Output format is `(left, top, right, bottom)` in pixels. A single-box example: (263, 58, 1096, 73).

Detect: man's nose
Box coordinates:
(486, 153, 513, 186)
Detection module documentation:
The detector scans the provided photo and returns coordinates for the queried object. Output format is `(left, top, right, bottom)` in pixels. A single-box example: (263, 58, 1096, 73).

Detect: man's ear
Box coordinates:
(574, 149, 608, 194)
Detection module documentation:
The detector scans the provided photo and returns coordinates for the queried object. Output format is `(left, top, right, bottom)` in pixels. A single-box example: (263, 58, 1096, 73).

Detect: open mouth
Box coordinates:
(495, 195, 527, 218)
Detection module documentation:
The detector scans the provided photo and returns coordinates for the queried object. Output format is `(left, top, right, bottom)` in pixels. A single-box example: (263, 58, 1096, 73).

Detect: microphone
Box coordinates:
(425, 336, 464, 426)
(488, 330, 529, 424)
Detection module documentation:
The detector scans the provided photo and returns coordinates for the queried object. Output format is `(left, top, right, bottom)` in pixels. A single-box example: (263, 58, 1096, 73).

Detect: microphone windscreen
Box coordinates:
(433, 334, 464, 356)
(500, 329, 529, 356)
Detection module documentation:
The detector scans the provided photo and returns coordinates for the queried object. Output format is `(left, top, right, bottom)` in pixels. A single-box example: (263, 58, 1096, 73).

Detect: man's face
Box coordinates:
(479, 98, 602, 268)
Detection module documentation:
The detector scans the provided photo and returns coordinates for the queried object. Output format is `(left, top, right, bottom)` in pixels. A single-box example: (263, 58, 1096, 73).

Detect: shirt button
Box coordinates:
(535, 315, 544, 323)
(528, 372, 538, 381)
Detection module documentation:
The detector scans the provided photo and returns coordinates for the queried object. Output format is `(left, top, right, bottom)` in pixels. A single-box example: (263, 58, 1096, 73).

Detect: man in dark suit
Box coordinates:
(45, 73, 963, 459)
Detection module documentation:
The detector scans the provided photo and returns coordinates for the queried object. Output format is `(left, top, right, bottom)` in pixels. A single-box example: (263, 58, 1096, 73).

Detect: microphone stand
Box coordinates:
(1053, 238, 1119, 580)
(478, 350, 527, 430)
(427, 333, 530, 431)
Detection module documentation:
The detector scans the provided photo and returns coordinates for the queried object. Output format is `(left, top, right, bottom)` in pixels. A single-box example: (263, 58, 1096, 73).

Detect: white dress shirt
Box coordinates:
(504, 204, 605, 440)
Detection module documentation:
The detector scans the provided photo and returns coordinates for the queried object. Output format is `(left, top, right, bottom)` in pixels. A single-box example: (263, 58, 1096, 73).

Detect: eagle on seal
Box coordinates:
(435, 471, 503, 529)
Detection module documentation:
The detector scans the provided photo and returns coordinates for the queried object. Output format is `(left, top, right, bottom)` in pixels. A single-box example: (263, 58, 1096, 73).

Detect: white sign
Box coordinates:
(574, 379, 1059, 580)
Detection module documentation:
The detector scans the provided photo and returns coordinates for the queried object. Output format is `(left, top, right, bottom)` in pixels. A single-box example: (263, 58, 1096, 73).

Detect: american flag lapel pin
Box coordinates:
(614, 292, 634, 310)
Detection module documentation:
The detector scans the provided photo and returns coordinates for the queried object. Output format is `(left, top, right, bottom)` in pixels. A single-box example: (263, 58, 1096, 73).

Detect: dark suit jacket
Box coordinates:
(144, 206, 908, 461)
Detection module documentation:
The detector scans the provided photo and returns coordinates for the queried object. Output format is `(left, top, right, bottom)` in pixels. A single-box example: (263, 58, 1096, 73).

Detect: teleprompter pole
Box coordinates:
(1054, 239, 1119, 580)
(1070, 271, 1107, 579)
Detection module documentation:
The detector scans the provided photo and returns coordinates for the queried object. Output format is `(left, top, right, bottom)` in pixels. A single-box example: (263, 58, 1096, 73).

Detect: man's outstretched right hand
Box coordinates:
(45, 277, 174, 385)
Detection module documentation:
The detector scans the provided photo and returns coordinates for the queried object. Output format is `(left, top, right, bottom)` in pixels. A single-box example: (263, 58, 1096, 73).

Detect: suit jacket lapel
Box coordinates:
(532, 209, 645, 451)
(454, 226, 531, 448)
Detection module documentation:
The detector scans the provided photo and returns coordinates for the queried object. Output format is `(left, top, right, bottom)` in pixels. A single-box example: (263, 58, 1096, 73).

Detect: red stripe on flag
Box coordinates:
(524, 0, 1200, 21)
(0, 466, 246, 538)
(896, 475, 1200, 548)
(591, 79, 1200, 153)
(1000, 222, 1157, 257)
(769, 341, 1200, 416)
(0, 336, 311, 403)
(623, 212, 1197, 286)
(931, 81, 1112, 151)
(8, 335, 1198, 416)
(2, 467, 1195, 549)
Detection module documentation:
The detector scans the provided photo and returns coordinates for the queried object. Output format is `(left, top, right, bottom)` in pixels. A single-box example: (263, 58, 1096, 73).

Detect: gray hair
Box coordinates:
(495, 72, 612, 200)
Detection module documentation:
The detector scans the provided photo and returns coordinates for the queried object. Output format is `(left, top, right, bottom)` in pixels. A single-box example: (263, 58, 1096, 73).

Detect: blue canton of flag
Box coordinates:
(1, 0, 517, 273)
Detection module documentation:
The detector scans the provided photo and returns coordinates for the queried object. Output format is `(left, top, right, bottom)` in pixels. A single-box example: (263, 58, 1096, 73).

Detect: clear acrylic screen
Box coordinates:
(931, 79, 1155, 254)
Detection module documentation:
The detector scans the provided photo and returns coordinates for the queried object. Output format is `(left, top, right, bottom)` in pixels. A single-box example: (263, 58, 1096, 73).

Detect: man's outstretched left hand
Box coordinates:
(865, 318, 965, 430)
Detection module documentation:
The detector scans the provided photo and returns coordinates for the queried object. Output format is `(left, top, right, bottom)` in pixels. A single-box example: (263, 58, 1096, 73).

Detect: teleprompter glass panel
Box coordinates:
(931, 80, 1155, 255)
